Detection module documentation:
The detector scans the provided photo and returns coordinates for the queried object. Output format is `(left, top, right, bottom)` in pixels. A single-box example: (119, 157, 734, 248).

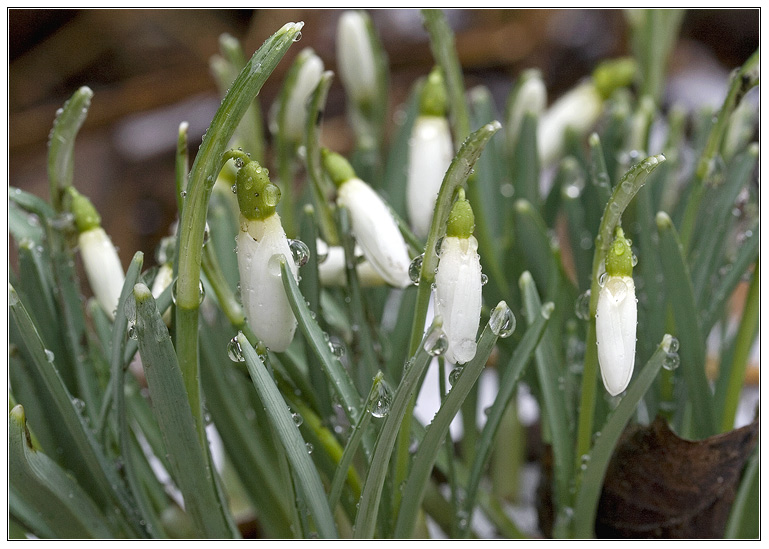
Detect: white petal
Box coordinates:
(79, 227, 125, 319)
(538, 82, 603, 165)
(317, 242, 386, 287)
(407, 115, 453, 239)
(336, 11, 376, 104)
(435, 236, 482, 364)
(284, 53, 324, 142)
(596, 276, 637, 396)
(338, 178, 411, 288)
(237, 214, 298, 352)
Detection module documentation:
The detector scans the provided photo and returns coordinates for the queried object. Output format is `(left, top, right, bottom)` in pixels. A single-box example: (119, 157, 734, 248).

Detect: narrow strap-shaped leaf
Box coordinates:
(520, 272, 573, 511)
(458, 300, 552, 537)
(571, 334, 674, 538)
(46, 86, 92, 211)
(9, 405, 115, 539)
(9, 284, 145, 536)
(236, 332, 338, 538)
(280, 258, 364, 424)
(353, 322, 440, 538)
(394, 306, 505, 538)
(133, 283, 237, 538)
(724, 446, 759, 538)
(655, 212, 716, 438)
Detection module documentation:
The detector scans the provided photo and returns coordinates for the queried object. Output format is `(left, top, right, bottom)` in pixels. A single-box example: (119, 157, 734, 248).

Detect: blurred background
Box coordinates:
(8, 8, 759, 270)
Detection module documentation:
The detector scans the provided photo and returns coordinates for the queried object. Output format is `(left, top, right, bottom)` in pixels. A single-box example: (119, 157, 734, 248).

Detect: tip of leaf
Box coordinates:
(655, 211, 673, 229)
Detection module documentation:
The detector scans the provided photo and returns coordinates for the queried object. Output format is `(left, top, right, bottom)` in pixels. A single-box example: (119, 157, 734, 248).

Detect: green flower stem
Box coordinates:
(173, 22, 302, 443)
(47, 86, 93, 212)
(574, 155, 665, 473)
(571, 334, 673, 538)
(679, 48, 759, 250)
(718, 260, 758, 433)
(175, 121, 189, 214)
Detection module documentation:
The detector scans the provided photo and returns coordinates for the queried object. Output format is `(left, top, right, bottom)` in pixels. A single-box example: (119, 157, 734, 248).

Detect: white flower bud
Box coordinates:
(407, 115, 453, 239)
(316, 240, 386, 287)
(237, 213, 298, 352)
(78, 227, 125, 320)
(336, 11, 377, 105)
(337, 178, 412, 288)
(283, 50, 324, 142)
(434, 235, 483, 365)
(538, 81, 603, 165)
(596, 275, 637, 396)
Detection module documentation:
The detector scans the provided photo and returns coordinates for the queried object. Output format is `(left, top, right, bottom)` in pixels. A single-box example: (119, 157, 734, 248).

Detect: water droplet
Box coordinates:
(305, 442, 313, 454)
(631, 253, 638, 267)
(227, 336, 245, 362)
(231, 184, 238, 194)
(489, 303, 516, 338)
(423, 327, 448, 356)
(598, 271, 608, 287)
(434, 237, 444, 255)
(449, 366, 464, 386)
(369, 380, 393, 418)
(44, 349, 55, 362)
(329, 339, 345, 358)
(128, 323, 138, 340)
(666, 336, 679, 354)
(662, 352, 680, 371)
(480, 273, 488, 286)
(408, 254, 424, 285)
(202, 222, 211, 247)
(72, 398, 85, 412)
(288, 239, 311, 268)
(292, 412, 304, 427)
(575, 290, 591, 320)
(293, 31, 302, 42)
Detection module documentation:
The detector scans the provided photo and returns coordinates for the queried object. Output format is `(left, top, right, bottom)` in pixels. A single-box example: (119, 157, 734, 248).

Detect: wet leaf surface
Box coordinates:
(595, 416, 759, 539)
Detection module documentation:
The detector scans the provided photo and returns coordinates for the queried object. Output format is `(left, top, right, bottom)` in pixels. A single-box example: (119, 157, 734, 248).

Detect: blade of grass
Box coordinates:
(236, 331, 338, 538)
(394, 305, 506, 537)
(353, 321, 441, 538)
(656, 211, 716, 438)
(570, 334, 675, 538)
(724, 446, 759, 539)
(133, 283, 237, 538)
(459, 298, 552, 537)
(9, 405, 116, 538)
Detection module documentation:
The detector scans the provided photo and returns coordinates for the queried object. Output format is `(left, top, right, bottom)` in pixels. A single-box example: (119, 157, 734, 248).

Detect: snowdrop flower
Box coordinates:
(596, 227, 637, 396)
(434, 189, 483, 365)
(322, 148, 412, 288)
(336, 10, 377, 106)
(407, 67, 453, 239)
(235, 159, 298, 352)
(538, 58, 636, 165)
(278, 48, 325, 143)
(68, 187, 125, 320)
(505, 68, 546, 155)
(316, 239, 386, 287)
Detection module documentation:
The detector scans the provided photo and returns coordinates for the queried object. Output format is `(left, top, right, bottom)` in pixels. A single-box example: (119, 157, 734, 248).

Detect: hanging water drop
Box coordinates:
(128, 323, 139, 341)
(408, 254, 424, 285)
(288, 239, 310, 267)
(423, 327, 448, 357)
(44, 349, 55, 362)
(575, 290, 591, 320)
(227, 336, 245, 362)
(449, 366, 464, 386)
(369, 379, 393, 418)
(305, 442, 313, 454)
(489, 302, 516, 338)
(292, 412, 304, 427)
(662, 352, 680, 371)
(480, 273, 488, 286)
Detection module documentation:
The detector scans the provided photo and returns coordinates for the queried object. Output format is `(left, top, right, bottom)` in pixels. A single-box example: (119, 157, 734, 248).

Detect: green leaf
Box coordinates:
(459, 297, 552, 536)
(236, 332, 338, 538)
(655, 212, 716, 438)
(133, 283, 237, 538)
(9, 405, 115, 538)
(571, 334, 675, 538)
(394, 305, 505, 537)
(724, 447, 760, 538)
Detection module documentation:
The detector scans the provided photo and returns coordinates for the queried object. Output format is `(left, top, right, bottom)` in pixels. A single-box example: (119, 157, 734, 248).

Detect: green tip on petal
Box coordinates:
(236, 159, 281, 220)
(67, 187, 101, 233)
(321, 148, 357, 187)
(592, 57, 637, 100)
(606, 226, 633, 277)
(446, 187, 475, 238)
(419, 66, 448, 117)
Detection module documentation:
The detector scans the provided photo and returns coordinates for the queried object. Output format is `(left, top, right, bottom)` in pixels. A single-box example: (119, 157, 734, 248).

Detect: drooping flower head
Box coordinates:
(596, 226, 637, 396)
(68, 187, 125, 320)
(234, 158, 298, 352)
(407, 66, 453, 239)
(434, 188, 483, 365)
(321, 148, 411, 288)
